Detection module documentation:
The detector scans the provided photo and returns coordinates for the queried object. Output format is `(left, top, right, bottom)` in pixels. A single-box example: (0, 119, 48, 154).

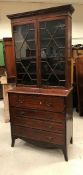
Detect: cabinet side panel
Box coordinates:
(66, 90, 73, 145)
(65, 15, 72, 88)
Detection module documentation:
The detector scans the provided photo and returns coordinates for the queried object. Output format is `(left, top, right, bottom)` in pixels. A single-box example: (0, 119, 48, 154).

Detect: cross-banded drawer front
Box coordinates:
(10, 107, 65, 122)
(9, 93, 65, 112)
(12, 125, 64, 145)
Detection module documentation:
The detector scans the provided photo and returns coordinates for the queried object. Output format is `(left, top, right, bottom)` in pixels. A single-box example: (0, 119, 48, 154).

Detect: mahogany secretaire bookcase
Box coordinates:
(7, 4, 74, 161)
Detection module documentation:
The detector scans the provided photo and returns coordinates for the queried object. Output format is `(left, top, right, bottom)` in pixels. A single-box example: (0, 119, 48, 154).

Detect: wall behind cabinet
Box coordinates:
(0, 2, 57, 39)
(0, 2, 83, 44)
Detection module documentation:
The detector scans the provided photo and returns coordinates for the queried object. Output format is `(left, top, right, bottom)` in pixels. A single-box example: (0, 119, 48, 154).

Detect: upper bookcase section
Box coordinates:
(7, 4, 74, 19)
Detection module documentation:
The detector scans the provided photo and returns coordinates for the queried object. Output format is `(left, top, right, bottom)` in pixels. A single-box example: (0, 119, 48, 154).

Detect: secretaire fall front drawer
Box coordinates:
(8, 93, 65, 112)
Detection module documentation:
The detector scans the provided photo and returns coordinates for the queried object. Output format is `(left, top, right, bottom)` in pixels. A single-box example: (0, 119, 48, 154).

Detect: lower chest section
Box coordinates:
(9, 92, 66, 145)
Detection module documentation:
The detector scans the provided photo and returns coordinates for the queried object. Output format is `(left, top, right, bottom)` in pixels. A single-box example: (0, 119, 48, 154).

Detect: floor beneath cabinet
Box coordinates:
(0, 100, 83, 175)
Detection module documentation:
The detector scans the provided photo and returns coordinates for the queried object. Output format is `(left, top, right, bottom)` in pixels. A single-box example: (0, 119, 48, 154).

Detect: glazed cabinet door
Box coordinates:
(39, 16, 72, 88)
(39, 18, 66, 87)
(12, 15, 72, 88)
(13, 22, 37, 85)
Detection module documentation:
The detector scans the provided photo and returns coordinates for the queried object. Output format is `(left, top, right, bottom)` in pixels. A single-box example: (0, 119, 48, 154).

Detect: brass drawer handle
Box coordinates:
(20, 111, 25, 115)
(48, 136, 53, 140)
(20, 100, 23, 104)
(16, 100, 23, 104)
(17, 96, 24, 104)
(47, 103, 52, 107)
(49, 125, 53, 129)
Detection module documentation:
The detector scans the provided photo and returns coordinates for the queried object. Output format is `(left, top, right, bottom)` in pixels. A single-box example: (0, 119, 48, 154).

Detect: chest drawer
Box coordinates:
(11, 116, 65, 134)
(9, 93, 65, 112)
(10, 107, 65, 122)
(12, 125, 64, 145)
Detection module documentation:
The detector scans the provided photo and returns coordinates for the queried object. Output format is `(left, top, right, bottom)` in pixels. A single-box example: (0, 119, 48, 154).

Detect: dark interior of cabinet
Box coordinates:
(13, 18, 66, 87)
(13, 23, 36, 85)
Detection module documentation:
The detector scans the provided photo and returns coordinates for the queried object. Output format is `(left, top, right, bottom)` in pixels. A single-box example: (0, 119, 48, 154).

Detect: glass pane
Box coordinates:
(13, 23, 36, 85)
(40, 19, 65, 86)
